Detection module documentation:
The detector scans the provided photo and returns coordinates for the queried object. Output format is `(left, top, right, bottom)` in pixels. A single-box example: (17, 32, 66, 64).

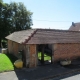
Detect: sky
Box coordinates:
(3, 0, 80, 30)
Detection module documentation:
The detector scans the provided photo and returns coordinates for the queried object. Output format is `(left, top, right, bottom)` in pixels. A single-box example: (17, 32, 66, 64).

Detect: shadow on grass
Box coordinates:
(6, 54, 18, 64)
(0, 53, 15, 72)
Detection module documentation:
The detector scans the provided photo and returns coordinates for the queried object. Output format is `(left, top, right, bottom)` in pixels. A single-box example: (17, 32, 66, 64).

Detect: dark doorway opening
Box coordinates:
(37, 44, 52, 65)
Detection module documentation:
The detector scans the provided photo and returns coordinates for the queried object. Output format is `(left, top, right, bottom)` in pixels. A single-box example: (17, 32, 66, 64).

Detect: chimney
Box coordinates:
(72, 22, 75, 27)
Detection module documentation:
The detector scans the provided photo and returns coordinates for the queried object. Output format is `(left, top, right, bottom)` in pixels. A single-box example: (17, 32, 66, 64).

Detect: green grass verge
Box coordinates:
(38, 52, 51, 61)
(0, 53, 14, 72)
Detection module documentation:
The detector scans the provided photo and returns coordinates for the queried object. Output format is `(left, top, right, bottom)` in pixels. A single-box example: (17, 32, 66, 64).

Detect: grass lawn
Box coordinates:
(38, 52, 51, 61)
(0, 53, 14, 72)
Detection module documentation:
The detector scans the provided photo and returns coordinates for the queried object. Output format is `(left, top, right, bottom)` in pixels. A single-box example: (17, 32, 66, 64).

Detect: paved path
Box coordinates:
(0, 71, 18, 80)
(62, 74, 80, 80)
(0, 59, 80, 80)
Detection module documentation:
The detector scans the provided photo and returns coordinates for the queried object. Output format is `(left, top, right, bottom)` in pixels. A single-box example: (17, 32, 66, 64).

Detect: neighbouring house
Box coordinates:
(69, 22, 80, 31)
(5, 29, 80, 68)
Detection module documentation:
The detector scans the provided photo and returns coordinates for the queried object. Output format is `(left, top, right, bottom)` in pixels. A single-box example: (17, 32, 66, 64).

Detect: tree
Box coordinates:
(0, 1, 33, 48)
(9, 2, 32, 32)
(0, 1, 8, 47)
(0, 0, 3, 2)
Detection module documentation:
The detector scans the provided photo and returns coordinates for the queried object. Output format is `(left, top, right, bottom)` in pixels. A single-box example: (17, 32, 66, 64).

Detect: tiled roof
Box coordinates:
(6, 29, 36, 43)
(6, 29, 80, 44)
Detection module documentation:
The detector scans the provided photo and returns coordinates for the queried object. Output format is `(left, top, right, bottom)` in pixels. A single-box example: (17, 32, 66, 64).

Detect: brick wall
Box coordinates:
(53, 43, 80, 62)
(29, 44, 37, 67)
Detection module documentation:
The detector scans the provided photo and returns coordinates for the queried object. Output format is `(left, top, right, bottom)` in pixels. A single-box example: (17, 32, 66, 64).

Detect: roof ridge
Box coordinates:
(11, 29, 80, 33)
(22, 29, 37, 44)
(36, 29, 80, 33)
(14, 29, 35, 33)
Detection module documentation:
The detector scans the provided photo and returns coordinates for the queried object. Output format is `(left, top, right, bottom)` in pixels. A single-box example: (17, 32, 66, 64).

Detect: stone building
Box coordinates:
(6, 29, 80, 68)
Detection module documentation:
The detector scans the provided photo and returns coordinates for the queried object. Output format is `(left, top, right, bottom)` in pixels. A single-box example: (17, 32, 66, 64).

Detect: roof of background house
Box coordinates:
(6, 29, 80, 44)
(69, 22, 80, 31)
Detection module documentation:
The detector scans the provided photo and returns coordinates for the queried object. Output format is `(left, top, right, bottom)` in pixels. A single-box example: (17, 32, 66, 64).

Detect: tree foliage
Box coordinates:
(0, 0, 33, 47)
(9, 2, 32, 32)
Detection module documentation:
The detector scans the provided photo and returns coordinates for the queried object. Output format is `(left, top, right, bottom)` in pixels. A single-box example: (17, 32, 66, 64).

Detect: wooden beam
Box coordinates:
(41, 45, 44, 64)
